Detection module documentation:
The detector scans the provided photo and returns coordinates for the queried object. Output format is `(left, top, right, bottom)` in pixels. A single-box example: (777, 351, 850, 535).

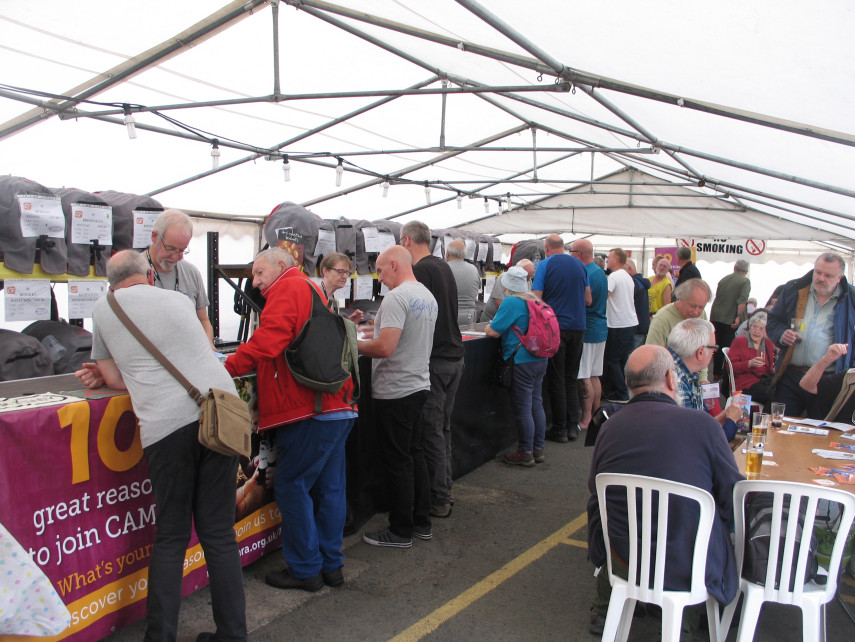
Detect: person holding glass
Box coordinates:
(319, 252, 364, 324)
(485, 266, 548, 466)
(728, 311, 776, 406)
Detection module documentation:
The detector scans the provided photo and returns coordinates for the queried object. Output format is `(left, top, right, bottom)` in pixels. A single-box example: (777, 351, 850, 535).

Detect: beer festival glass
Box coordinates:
(745, 433, 764, 478)
(752, 412, 769, 441)
(770, 402, 785, 429)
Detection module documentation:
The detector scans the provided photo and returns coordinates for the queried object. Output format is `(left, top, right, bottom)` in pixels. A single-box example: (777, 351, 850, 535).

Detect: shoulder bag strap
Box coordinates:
(107, 291, 204, 406)
(772, 286, 810, 385)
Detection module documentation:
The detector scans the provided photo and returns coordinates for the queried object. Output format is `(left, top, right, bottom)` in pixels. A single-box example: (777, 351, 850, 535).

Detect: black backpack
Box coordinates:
(285, 280, 360, 412)
(742, 492, 822, 589)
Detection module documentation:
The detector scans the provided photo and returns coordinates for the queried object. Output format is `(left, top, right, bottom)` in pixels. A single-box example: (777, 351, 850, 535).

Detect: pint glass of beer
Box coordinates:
(745, 433, 764, 477)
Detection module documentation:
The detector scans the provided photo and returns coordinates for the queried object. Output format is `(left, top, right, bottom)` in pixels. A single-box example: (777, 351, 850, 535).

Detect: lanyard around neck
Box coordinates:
(146, 248, 180, 292)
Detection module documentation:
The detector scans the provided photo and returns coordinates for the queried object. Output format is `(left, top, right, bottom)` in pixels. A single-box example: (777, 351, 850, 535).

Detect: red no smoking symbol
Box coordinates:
(746, 239, 766, 255)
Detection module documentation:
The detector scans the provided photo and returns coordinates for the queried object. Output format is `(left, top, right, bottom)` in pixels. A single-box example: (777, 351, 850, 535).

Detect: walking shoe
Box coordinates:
(545, 427, 569, 443)
(196, 634, 216, 642)
(503, 447, 535, 467)
(265, 568, 324, 592)
(589, 609, 606, 635)
(430, 503, 452, 518)
(362, 528, 412, 548)
(567, 424, 580, 441)
(322, 567, 344, 587)
(412, 525, 432, 540)
(533, 447, 545, 463)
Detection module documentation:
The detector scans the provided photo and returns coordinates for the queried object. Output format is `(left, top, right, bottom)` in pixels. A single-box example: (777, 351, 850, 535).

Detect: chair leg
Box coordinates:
(660, 602, 683, 642)
(601, 589, 631, 642)
(719, 592, 741, 640)
(616, 599, 635, 642)
(734, 591, 763, 642)
(705, 597, 721, 642)
(801, 602, 822, 642)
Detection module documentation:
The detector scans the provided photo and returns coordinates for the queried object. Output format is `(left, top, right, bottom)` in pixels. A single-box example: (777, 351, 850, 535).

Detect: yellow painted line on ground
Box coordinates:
(564, 539, 589, 549)
(388, 512, 588, 642)
(842, 593, 855, 605)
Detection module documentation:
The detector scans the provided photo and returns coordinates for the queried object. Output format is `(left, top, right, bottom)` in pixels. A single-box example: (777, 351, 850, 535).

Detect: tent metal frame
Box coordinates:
(1, 0, 854, 245)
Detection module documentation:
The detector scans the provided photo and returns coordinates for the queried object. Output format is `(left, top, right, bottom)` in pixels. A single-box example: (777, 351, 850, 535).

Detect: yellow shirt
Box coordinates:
(648, 277, 672, 314)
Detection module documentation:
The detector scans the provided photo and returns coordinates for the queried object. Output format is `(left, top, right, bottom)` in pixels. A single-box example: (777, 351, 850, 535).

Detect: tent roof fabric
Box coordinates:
(1, 0, 854, 248)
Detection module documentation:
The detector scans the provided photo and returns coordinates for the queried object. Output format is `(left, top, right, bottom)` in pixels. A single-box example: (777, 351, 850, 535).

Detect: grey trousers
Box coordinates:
(421, 357, 464, 506)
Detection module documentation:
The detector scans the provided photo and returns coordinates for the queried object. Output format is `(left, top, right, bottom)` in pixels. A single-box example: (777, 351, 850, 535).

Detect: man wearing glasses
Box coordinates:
(667, 318, 741, 440)
(145, 209, 214, 342)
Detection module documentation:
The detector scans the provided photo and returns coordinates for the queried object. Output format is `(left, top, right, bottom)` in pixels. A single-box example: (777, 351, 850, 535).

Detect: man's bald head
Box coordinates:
(107, 250, 151, 288)
(516, 258, 535, 277)
(376, 245, 414, 290)
(624, 345, 676, 398)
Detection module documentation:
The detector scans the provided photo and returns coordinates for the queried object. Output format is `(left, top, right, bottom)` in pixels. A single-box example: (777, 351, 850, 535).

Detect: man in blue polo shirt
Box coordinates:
(569, 239, 607, 432)
(533, 234, 591, 442)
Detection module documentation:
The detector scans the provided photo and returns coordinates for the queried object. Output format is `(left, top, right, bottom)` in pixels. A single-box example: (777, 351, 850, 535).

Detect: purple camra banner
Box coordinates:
(0, 396, 280, 641)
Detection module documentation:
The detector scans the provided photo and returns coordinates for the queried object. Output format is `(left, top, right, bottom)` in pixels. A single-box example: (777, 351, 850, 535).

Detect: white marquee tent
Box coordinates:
(2, 0, 855, 255)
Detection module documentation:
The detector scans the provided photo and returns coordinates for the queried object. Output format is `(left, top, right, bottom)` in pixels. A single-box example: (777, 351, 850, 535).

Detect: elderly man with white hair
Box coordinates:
(667, 318, 741, 440)
(445, 238, 482, 326)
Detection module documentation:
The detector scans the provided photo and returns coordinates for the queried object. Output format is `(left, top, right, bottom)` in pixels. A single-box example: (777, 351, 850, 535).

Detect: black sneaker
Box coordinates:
(533, 447, 545, 463)
(362, 528, 412, 548)
(545, 427, 569, 443)
(412, 525, 432, 540)
(567, 425, 580, 441)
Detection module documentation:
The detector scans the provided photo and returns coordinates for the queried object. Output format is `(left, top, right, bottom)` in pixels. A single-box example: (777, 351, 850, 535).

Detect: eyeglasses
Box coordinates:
(705, 345, 720, 352)
(569, 250, 580, 255)
(159, 237, 190, 256)
(328, 268, 351, 276)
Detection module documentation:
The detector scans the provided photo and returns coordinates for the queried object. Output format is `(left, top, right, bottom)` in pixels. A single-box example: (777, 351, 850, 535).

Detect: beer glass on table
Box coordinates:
(744, 433, 764, 478)
(770, 402, 785, 429)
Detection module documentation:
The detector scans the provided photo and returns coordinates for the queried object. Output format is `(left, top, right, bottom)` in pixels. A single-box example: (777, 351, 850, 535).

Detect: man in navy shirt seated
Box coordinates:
(587, 344, 744, 637)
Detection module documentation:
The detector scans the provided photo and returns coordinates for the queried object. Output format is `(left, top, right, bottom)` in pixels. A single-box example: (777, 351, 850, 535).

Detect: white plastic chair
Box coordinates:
(722, 346, 736, 396)
(595, 473, 721, 642)
(720, 480, 855, 642)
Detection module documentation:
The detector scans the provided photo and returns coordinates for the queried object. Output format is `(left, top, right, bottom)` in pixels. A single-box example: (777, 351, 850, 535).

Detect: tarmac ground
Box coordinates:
(107, 429, 855, 642)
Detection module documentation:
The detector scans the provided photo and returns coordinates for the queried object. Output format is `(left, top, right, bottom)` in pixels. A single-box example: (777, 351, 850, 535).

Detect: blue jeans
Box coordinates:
(275, 416, 355, 577)
(510, 360, 549, 451)
(143, 422, 246, 642)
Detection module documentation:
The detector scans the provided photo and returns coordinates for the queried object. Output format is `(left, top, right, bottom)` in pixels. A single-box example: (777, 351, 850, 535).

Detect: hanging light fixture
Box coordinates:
(456, 192, 463, 209)
(382, 177, 390, 198)
(505, 192, 512, 211)
(210, 140, 220, 170)
(123, 105, 136, 140)
(424, 182, 431, 205)
(484, 197, 489, 214)
(282, 155, 291, 182)
(335, 157, 343, 187)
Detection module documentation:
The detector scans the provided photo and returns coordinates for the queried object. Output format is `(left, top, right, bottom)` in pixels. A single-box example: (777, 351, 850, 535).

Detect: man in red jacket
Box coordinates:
(225, 247, 357, 592)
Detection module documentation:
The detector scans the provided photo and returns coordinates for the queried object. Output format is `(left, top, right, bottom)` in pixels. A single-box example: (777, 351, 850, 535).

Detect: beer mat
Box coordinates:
(840, 433, 855, 441)
(61, 387, 128, 399)
(762, 460, 778, 466)
(809, 465, 855, 477)
(812, 478, 838, 486)
(833, 473, 855, 484)
(0, 393, 79, 413)
(829, 441, 855, 452)
(812, 449, 855, 460)
(782, 426, 829, 436)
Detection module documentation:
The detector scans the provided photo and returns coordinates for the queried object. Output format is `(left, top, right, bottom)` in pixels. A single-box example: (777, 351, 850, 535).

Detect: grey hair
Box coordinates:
(734, 259, 749, 273)
(668, 318, 715, 361)
(107, 250, 150, 287)
(676, 246, 693, 260)
(400, 220, 431, 245)
(747, 310, 768, 328)
(152, 209, 193, 239)
(625, 348, 675, 392)
(816, 252, 845, 272)
(446, 238, 466, 259)
(673, 278, 711, 302)
(255, 247, 296, 268)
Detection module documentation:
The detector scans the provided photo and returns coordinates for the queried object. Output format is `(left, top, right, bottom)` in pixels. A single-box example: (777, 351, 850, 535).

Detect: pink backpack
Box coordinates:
(512, 299, 560, 358)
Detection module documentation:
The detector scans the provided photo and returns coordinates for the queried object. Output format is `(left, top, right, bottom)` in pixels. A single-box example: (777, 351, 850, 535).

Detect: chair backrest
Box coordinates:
(595, 473, 716, 605)
(732, 479, 855, 605)
(722, 346, 736, 395)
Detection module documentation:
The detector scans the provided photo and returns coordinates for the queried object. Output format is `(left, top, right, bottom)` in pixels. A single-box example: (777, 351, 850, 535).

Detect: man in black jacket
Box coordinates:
(672, 246, 701, 301)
